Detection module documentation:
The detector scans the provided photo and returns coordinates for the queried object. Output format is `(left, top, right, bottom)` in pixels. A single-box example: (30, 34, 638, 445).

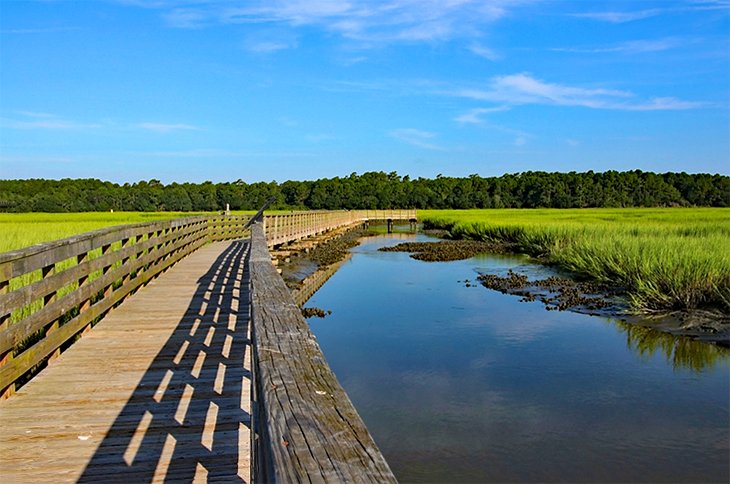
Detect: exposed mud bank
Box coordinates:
(477, 270, 621, 313)
(275, 226, 366, 290)
(383, 240, 730, 347)
(301, 307, 332, 318)
(306, 228, 365, 267)
(379, 240, 512, 261)
(477, 270, 729, 346)
(276, 225, 367, 312)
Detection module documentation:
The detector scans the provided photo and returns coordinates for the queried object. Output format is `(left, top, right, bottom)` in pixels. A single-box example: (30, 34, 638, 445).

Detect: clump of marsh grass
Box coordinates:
(421, 208, 730, 313)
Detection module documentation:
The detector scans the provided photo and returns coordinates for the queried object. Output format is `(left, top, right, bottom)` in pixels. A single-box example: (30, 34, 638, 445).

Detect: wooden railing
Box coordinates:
(0, 209, 407, 480)
(0, 210, 416, 398)
(0, 215, 251, 397)
(264, 209, 416, 247)
(249, 222, 396, 482)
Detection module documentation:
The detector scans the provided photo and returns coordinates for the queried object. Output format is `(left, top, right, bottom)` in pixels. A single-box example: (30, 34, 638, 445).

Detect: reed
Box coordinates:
(420, 208, 730, 312)
(0, 212, 213, 253)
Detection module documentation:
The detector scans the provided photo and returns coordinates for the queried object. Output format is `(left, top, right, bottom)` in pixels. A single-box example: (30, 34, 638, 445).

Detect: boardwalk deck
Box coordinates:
(0, 240, 252, 482)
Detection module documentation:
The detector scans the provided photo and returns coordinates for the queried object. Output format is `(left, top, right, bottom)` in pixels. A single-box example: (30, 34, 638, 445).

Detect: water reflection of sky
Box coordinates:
(307, 233, 730, 483)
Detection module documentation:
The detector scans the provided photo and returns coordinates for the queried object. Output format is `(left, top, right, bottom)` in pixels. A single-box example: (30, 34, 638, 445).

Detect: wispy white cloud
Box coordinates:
(684, 0, 730, 10)
(620, 97, 708, 111)
(246, 40, 297, 53)
(390, 128, 445, 150)
(0, 112, 101, 130)
(569, 2, 729, 23)
(469, 44, 500, 60)
(161, 7, 211, 28)
(553, 37, 684, 55)
(454, 106, 510, 124)
(458, 116, 532, 146)
(570, 9, 662, 23)
(243, 29, 299, 53)
(0, 112, 204, 132)
(453, 73, 632, 107)
(338, 55, 368, 66)
(450, 73, 707, 111)
(135, 122, 200, 133)
(143, 0, 538, 45)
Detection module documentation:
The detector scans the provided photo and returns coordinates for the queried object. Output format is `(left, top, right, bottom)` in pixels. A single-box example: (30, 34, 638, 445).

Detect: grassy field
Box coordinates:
(4, 208, 729, 313)
(420, 208, 730, 313)
(0, 211, 263, 253)
(0, 212, 207, 253)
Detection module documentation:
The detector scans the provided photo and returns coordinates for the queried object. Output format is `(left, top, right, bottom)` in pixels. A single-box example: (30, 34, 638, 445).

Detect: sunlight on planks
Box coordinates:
(0, 240, 252, 483)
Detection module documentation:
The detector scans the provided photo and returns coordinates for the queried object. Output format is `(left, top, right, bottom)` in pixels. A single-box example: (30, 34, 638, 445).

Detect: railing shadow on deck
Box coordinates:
(78, 240, 252, 483)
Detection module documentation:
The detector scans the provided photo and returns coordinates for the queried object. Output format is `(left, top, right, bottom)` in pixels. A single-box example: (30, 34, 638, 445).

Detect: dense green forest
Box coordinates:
(1, 171, 728, 212)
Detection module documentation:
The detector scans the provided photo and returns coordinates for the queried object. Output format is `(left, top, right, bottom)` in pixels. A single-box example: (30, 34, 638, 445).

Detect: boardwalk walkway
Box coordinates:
(0, 240, 252, 482)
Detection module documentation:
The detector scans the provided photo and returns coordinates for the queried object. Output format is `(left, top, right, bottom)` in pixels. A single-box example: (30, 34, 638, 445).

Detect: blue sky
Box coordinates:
(1, 0, 728, 183)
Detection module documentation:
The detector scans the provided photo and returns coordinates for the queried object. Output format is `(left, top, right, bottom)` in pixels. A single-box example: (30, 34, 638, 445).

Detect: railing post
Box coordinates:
(0, 278, 13, 399)
(76, 251, 94, 336)
(42, 263, 62, 363)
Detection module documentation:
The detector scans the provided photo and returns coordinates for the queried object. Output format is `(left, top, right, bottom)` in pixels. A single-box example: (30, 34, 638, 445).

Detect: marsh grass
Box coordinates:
(0, 212, 216, 253)
(1, 213, 213, 364)
(420, 208, 730, 312)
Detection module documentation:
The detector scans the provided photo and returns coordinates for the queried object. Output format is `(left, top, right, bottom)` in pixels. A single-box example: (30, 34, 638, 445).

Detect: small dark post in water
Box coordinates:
(363, 219, 369, 230)
(387, 219, 393, 233)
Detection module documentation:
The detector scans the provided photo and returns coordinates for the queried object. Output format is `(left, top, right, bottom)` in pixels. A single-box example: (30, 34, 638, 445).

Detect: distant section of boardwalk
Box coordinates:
(0, 240, 252, 482)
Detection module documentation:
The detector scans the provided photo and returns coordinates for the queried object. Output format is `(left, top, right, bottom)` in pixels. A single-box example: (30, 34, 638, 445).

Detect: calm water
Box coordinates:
(306, 233, 730, 483)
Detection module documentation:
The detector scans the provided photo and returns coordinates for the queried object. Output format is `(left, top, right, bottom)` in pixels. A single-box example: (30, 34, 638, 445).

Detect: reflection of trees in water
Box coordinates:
(614, 320, 729, 371)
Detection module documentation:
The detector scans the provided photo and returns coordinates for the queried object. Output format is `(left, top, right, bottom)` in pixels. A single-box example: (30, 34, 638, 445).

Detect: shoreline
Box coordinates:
(380, 239, 730, 347)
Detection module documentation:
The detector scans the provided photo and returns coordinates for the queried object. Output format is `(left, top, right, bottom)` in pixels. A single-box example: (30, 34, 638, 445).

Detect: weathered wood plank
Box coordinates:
(0, 234, 208, 388)
(0, 240, 252, 483)
(249, 222, 396, 483)
(0, 209, 411, 480)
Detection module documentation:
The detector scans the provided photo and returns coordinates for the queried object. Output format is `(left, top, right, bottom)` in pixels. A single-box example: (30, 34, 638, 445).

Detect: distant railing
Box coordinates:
(0, 215, 251, 398)
(264, 209, 416, 247)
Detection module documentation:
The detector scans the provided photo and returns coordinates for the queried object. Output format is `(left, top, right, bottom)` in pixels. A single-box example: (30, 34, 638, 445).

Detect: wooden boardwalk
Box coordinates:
(0, 240, 252, 482)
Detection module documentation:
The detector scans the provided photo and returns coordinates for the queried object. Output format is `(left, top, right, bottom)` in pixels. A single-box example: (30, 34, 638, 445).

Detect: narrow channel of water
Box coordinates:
(306, 232, 730, 483)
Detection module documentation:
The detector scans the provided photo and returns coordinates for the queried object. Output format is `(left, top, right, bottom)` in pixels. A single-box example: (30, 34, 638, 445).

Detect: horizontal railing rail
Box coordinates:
(0, 208, 412, 480)
(249, 222, 396, 483)
(0, 215, 251, 397)
(0, 209, 416, 399)
(264, 209, 416, 247)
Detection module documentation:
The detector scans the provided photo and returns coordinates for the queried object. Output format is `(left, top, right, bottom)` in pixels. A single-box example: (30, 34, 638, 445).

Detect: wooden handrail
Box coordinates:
(0, 209, 412, 479)
(0, 215, 251, 397)
(263, 209, 417, 247)
(249, 222, 396, 483)
(0, 209, 416, 398)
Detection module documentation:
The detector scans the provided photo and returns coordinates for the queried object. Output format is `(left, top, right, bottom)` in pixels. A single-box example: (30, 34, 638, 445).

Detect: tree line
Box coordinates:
(1, 170, 728, 212)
